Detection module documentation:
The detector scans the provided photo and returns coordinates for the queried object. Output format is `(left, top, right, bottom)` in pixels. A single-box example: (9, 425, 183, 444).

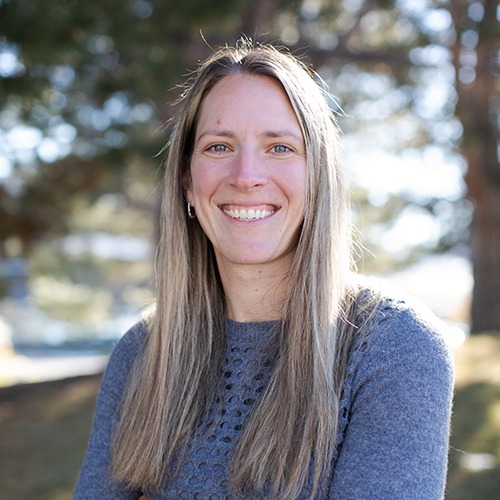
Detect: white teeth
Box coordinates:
(223, 207, 275, 221)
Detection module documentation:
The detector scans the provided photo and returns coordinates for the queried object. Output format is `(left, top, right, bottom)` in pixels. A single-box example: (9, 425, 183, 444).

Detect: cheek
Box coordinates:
(283, 168, 307, 207)
(189, 163, 207, 194)
(189, 163, 220, 203)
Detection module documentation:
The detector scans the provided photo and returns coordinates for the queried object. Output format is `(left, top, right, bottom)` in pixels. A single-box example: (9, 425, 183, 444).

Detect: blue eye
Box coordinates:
(273, 144, 290, 154)
(210, 144, 228, 153)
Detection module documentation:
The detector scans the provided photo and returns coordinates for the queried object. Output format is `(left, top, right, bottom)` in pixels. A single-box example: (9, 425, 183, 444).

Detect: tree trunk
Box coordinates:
(467, 170, 500, 332)
(451, 0, 500, 332)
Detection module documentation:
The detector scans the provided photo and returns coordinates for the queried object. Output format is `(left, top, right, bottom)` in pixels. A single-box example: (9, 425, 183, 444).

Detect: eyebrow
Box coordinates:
(197, 129, 303, 143)
(262, 130, 303, 143)
(197, 130, 235, 141)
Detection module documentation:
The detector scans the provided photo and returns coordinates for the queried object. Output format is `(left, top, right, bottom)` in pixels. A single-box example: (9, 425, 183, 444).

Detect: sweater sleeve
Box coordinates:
(330, 301, 454, 500)
(74, 322, 146, 499)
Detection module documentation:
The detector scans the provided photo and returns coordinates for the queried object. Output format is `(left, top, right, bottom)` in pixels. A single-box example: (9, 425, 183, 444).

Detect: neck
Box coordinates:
(217, 259, 292, 322)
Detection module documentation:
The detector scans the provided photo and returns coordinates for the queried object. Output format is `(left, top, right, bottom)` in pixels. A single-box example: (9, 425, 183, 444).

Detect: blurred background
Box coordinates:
(0, 0, 498, 498)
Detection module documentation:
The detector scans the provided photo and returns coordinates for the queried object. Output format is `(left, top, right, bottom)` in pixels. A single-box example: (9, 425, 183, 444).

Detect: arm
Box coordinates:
(74, 322, 146, 499)
(330, 302, 454, 499)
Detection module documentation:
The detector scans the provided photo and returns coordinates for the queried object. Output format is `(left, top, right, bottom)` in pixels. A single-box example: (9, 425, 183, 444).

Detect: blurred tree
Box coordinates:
(0, 0, 498, 332)
(263, 0, 499, 332)
(449, 0, 499, 333)
(0, 0, 255, 253)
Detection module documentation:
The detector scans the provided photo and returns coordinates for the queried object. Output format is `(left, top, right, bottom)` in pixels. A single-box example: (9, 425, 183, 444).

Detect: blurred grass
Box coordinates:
(447, 334, 500, 499)
(0, 375, 100, 499)
(0, 335, 499, 499)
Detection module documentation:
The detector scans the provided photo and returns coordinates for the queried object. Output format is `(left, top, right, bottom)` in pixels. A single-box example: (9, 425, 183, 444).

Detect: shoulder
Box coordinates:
(352, 278, 453, 359)
(99, 320, 148, 396)
(345, 279, 455, 397)
(371, 284, 451, 361)
(108, 320, 148, 366)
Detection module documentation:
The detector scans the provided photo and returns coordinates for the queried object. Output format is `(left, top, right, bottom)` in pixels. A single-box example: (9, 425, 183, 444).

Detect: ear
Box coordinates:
(181, 169, 192, 202)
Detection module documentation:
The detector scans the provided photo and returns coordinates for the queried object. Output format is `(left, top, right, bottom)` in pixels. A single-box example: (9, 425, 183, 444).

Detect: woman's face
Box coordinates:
(185, 73, 307, 274)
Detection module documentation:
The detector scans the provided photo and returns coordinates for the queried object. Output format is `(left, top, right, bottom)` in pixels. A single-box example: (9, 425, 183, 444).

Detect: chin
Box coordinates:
(220, 248, 296, 268)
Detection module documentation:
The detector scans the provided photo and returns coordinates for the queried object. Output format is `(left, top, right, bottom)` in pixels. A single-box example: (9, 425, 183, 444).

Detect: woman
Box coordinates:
(75, 40, 454, 499)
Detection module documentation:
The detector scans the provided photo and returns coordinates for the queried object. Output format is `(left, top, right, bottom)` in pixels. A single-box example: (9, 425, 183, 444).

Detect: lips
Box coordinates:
(221, 206, 276, 221)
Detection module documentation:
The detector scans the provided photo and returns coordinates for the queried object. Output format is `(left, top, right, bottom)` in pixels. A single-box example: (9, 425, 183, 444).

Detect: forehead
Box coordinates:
(195, 73, 302, 135)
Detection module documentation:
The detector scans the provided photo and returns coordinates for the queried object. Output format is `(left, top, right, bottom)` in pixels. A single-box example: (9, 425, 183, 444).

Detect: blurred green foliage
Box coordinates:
(0, 0, 498, 332)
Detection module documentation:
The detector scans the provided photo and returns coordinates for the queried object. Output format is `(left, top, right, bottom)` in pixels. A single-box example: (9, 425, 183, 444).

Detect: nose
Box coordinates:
(230, 147, 266, 191)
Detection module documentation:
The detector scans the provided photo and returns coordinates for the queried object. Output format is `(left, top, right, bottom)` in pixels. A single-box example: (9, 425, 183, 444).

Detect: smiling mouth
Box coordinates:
(222, 207, 276, 221)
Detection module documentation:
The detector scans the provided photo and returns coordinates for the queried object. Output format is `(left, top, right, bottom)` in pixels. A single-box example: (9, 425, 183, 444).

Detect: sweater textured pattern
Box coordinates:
(74, 296, 454, 499)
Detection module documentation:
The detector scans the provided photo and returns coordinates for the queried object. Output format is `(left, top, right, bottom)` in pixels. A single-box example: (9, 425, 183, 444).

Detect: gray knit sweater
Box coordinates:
(74, 296, 454, 499)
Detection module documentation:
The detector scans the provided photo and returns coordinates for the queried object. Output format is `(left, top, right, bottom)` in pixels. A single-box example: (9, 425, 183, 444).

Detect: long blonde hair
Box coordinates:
(111, 40, 371, 498)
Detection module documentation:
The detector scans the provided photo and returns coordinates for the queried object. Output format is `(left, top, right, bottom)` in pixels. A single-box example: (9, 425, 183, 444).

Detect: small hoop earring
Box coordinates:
(187, 202, 196, 219)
